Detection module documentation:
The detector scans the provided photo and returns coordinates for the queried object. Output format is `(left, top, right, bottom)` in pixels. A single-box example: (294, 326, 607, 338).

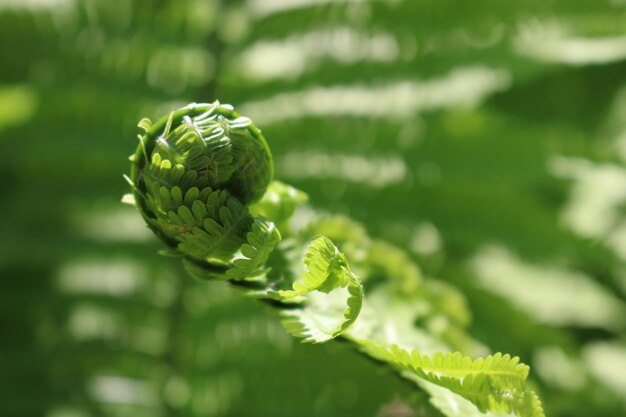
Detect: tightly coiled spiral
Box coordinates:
(129, 101, 274, 269)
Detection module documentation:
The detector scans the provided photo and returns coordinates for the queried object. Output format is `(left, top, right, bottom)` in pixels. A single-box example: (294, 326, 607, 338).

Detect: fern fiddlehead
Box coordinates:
(126, 101, 362, 341)
(125, 101, 544, 417)
(129, 102, 272, 267)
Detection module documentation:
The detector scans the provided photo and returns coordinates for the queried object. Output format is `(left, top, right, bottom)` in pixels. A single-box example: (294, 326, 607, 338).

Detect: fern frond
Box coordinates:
(226, 217, 281, 281)
(272, 236, 353, 299)
(364, 343, 544, 417)
(271, 236, 364, 343)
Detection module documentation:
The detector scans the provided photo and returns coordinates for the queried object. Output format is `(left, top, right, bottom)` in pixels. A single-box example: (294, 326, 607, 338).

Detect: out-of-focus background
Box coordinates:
(1, 0, 626, 416)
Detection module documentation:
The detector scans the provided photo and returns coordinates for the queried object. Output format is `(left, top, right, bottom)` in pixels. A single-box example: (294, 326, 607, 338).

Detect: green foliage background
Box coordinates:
(1, 0, 626, 416)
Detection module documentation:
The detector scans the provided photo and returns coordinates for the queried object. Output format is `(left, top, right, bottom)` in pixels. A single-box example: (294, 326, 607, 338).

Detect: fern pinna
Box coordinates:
(125, 101, 545, 417)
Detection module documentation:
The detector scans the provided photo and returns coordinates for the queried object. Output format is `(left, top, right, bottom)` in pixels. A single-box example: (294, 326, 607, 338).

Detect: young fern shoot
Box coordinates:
(125, 101, 545, 417)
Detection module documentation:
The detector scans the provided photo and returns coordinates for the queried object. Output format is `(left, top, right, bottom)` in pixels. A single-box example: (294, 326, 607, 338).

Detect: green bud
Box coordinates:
(129, 101, 273, 264)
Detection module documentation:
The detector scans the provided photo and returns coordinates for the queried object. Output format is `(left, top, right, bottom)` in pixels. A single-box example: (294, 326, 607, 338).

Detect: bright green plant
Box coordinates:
(125, 101, 545, 417)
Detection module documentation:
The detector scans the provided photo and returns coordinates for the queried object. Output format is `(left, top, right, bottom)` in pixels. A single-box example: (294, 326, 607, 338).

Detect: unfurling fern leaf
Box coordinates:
(226, 217, 281, 281)
(272, 235, 357, 298)
(271, 236, 364, 343)
(125, 101, 544, 417)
